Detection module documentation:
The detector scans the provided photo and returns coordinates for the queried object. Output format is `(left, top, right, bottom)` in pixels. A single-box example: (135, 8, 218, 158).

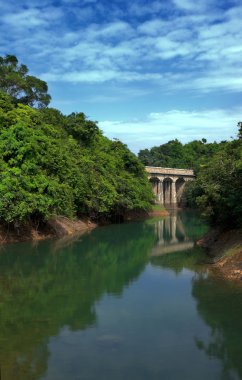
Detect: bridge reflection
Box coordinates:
(151, 213, 194, 256)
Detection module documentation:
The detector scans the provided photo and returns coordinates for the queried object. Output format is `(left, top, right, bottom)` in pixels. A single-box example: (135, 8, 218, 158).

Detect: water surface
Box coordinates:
(0, 211, 241, 380)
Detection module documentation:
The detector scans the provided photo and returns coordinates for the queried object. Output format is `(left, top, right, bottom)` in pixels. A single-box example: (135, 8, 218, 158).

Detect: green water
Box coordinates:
(0, 211, 242, 380)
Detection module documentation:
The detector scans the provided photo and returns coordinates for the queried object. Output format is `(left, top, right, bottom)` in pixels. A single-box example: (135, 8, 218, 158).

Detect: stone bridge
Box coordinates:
(145, 166, 195, 205)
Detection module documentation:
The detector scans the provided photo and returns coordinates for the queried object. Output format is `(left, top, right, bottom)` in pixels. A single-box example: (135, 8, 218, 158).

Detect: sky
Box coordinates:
(0, 0, 242, 153)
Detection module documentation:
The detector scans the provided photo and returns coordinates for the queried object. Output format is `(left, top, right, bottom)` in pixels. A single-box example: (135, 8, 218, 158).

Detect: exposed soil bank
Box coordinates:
(148, 210, 169, 217)
(198, 228, 242, 281)
(48, 217, 97, 237)
(0, 209, 169, 245)
(0, 216, 97, 245)
(124, 208, 169, 220)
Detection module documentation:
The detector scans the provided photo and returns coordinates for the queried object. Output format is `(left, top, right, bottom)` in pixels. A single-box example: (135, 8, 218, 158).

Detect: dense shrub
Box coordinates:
(0, 92, 153, 224)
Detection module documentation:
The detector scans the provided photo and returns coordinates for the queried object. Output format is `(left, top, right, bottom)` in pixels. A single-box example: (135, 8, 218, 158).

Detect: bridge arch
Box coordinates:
(176, 177, 186, 206)
(149, 177, 160, 199)
(145, 166, 195, 206)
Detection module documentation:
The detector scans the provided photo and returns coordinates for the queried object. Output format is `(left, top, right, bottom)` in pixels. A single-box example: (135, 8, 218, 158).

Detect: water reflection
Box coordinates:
(0, 222, 155, 379)
(151, 210, 208, 257)
(192, 275, 242, 380)
(152, 213, 194, 256)
(0, 213, 241, 380)
(150, 212, 242, 380)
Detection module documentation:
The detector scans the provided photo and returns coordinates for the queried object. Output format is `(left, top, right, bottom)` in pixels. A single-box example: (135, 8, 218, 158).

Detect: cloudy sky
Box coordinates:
(1, 0, 242, 152)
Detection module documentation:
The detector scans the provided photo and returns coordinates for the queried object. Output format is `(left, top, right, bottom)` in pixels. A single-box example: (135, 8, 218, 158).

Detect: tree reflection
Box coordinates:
(150, 214, 242, 379)
(192, 275, 242, 379)
(0, 221, 155, 380)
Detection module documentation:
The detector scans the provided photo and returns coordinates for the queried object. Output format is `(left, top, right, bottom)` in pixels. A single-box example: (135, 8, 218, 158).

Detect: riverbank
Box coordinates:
(124, 205, 169, 220)
(148, 204, 169, 217)
(0, 217, 97, 245)
(198, 228, 242, 281)
(0, 207, 169, 245)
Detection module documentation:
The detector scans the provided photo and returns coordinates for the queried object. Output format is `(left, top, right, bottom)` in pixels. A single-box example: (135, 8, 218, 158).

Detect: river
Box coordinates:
(0, 211, 242, 380)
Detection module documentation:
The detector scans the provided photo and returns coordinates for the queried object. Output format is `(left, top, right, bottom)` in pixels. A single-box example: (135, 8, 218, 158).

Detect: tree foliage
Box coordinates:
(138, 138, 225, 173)
(0, 55, 51, 108)
(188, 139, 242, 227)
(0, 91, 153, 224)
(139, 129, 242, 228)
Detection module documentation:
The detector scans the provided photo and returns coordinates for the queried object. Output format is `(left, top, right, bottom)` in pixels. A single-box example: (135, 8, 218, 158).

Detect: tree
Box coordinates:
(138, 138, 223, 173)
(64, 112, 100, 145)
(0, 95, 153, 224)
(0, 55, 51, 108)
(238, 122, 242, 139)
(183, 131, 242, 228)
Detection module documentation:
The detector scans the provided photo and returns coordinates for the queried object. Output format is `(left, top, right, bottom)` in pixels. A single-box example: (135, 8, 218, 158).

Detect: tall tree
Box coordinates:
(0, 55, 51, 108)
(0, 93, 153, 224)
(238, 122, 242, 139)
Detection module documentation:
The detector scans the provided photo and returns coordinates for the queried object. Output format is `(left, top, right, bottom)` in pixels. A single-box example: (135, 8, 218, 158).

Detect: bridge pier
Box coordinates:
(159, 181, 164, 204)
(171, 180, 177, 205)
(163, 179, 170, 204)
(146, 166, 195, 207)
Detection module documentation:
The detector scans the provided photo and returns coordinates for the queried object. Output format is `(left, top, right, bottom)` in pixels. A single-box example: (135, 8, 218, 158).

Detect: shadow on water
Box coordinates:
(0, 211, 241, 379)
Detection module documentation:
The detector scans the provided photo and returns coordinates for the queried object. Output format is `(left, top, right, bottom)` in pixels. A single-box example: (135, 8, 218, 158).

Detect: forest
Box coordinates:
(0, 55, 153, 226)
(0, 54, 241, 231)
(139, 131, 242, 228)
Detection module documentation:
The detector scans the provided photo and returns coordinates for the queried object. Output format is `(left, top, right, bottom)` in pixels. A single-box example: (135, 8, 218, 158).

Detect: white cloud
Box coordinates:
(42, 69, 163, 83)
(87, 21, 133, 39)
(173, 0, 195, 10)
(172, 0, 209, 12)
(1, 0, 242, 96)
(84, 87, 152, 103)
(129, 1, 164, 17)
(138, 19, 168, 35)
(99, 108, 241, 153)
(2, 9, 46, 27)
(2, 6, 63, 29)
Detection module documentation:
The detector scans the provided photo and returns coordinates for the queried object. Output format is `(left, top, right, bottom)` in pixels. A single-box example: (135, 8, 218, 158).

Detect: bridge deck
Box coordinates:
(145, 166, 194, 177)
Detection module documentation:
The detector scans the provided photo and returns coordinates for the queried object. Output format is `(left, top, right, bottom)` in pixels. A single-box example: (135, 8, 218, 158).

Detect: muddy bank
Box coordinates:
(148, 210, 169, 217)
(0, 216, 97, 245)
(48, 217, 97, 237)
(0, 208, 169, 245)
(198, 228, 242, 281)
(124, 208, 169, 221)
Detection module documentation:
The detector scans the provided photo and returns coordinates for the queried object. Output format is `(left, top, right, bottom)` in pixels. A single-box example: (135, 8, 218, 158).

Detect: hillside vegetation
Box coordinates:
(139, 131, 242, 229)
(0, 55, 153, 226)
(139, 138, 226, 173)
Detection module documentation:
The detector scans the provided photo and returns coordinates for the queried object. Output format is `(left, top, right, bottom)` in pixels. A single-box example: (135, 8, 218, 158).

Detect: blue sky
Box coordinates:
(1, 0, 242, 153)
